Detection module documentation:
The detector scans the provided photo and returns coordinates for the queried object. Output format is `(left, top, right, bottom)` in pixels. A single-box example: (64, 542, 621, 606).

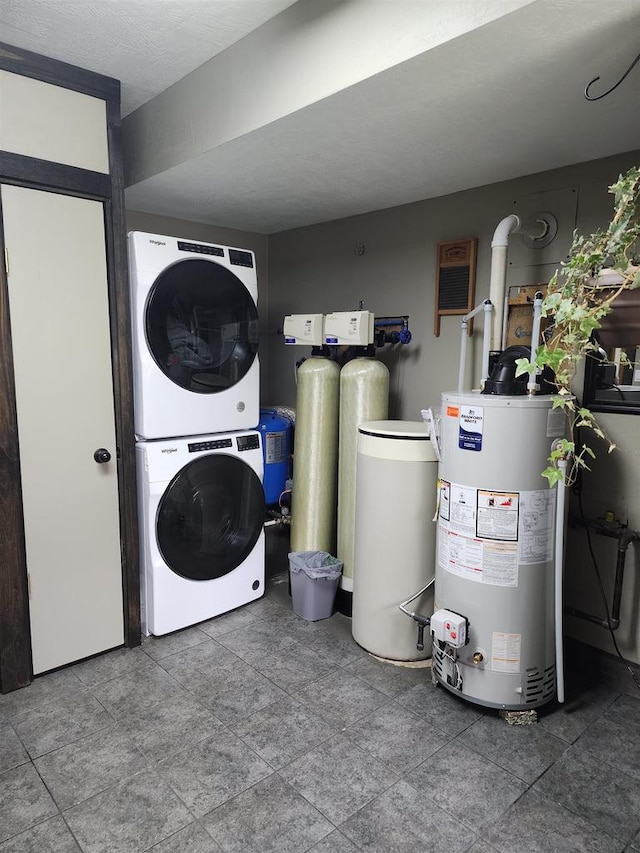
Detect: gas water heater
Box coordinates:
(433, 392, 565, 709)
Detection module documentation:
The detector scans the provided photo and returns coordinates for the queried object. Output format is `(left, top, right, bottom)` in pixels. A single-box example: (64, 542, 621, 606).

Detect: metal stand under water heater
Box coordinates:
(430, 214, 569, 711)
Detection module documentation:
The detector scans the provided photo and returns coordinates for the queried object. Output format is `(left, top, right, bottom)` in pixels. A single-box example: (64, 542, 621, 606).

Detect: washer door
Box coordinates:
(156, 454, 265, 580)
(145, 258, 259, 393)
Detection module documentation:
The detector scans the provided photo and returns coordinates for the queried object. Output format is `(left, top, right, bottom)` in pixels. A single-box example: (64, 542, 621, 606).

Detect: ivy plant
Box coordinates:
(515, 166, 640, 487)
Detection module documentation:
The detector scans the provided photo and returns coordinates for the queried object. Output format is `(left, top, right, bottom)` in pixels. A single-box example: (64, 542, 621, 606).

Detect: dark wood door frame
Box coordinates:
(0, 42, 139, 693)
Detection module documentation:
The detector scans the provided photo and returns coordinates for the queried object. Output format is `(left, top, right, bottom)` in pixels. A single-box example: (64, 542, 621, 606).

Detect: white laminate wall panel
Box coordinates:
(0, 71, 109, 173)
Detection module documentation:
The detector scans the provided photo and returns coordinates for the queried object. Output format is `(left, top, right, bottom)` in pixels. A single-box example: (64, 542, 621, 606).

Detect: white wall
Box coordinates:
(267, 150, 640, 663)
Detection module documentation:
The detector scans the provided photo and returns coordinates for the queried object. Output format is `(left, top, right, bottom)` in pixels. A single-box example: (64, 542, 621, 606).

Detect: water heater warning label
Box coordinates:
(518, 489, 556, 564)
(477, 491, 519, 541)
(458, 405, 484, 451)
(438, 480, 520, 587)
(438, 525, 518, 587)
(491, 632, 521, 673)
(450, 485, 476, 534)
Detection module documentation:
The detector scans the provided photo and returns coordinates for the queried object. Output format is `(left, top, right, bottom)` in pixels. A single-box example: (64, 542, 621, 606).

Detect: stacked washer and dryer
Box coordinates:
(128, 232, 265, 636)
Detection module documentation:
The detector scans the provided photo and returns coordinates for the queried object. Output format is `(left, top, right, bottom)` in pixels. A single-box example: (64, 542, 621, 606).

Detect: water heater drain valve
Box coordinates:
(431, 609, 468, 648)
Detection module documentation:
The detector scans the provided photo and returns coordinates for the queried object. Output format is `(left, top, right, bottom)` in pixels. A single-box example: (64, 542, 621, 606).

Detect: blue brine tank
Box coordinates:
(257, 409, 292, 505)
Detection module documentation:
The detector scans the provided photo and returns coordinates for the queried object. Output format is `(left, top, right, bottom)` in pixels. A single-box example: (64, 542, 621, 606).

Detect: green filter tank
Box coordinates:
(336, 357, 389, 614)
(290, 357, 340, 553)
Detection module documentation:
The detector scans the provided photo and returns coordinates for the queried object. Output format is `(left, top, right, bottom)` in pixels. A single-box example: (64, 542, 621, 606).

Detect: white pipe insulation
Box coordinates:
(527, 293, 544, 394)
(481, 300, 493, 389)
(458, 320, 468, 394)
(489, 214, 521, 351)
(458, 300, 490, 393)
(555, 457, 569, 704)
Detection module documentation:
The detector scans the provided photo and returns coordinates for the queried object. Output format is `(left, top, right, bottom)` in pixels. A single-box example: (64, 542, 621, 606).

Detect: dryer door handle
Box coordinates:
(94, 448, 112, 464)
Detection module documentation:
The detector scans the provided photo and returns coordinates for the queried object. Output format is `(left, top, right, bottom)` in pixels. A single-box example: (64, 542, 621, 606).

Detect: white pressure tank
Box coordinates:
(433, 391, 565, 709)
(352, 420, 438, 660)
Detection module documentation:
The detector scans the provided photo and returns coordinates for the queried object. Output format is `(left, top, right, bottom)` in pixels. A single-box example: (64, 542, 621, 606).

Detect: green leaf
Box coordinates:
(514, 357, 534, 378)
(578, 316, 601, 336)
(542, 467, 563, 488)
(537, 350, 560, 370)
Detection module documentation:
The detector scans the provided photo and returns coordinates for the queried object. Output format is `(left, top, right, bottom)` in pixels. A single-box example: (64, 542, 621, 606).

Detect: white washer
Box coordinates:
(128, 231, 260, 439)
(136, 430, 265, 636)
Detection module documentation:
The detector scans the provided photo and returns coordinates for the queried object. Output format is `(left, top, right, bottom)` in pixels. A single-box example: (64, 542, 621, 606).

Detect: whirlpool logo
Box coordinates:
(149, 239, 166, 246)
(161, 447, 178, 454)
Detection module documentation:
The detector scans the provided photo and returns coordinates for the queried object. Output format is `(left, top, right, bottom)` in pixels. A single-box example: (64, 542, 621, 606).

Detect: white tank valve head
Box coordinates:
(324, 311, 374, 346)
(283, 314, 325, 346)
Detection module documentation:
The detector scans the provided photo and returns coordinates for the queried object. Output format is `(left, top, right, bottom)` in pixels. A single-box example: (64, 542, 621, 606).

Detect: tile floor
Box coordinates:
(1, 562, 640, 852)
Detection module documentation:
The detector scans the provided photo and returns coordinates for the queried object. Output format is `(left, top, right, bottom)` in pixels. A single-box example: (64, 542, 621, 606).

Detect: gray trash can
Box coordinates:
(288, 551, 343, 621)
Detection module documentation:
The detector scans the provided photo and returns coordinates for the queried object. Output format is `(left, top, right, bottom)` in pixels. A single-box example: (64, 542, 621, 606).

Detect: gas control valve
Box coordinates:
(431, 609, 468, 648)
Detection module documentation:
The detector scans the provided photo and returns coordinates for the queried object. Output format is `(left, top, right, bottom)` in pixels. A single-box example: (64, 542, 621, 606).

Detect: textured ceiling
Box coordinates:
(2, 0, 639, 234)
(123, 0, 640, 232)
(0, 0, 299, 115)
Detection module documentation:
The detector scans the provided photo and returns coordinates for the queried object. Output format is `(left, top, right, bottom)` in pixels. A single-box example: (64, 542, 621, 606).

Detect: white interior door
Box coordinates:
(2, 184, 124, 674)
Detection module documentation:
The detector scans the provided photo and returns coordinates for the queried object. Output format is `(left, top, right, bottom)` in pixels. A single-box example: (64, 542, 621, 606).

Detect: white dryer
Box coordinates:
(136, 431, 265, 636)
(128, 231, 260, 439)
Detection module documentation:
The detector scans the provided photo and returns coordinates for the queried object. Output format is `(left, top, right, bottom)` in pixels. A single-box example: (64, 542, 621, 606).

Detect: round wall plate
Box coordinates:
(521, 210, 558, 249)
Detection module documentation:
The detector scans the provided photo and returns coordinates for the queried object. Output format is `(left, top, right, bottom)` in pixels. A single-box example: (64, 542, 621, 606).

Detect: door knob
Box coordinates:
(94, 448, 111, 464)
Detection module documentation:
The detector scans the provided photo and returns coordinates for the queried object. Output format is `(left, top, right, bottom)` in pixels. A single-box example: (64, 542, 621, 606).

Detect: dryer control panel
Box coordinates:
(229, 249, 254, 268)
(188, 438, 233, 452)
(177, 240, 224, 257)
(237, 434, 260, 451)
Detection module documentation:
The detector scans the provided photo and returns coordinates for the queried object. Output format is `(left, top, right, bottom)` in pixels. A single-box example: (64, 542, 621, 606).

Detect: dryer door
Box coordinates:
(145, 258, 259, 393)
(156, 454, 265, 580)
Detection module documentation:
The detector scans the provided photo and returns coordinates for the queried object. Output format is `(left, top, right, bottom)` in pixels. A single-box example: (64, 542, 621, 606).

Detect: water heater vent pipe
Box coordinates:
(489, 214, 521, 351)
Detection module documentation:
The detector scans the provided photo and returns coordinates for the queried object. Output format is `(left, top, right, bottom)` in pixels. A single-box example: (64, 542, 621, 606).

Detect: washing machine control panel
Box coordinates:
(188, 438, 233, 452)
(236, 434, 260, 452)
(177, 240, 224, 257)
